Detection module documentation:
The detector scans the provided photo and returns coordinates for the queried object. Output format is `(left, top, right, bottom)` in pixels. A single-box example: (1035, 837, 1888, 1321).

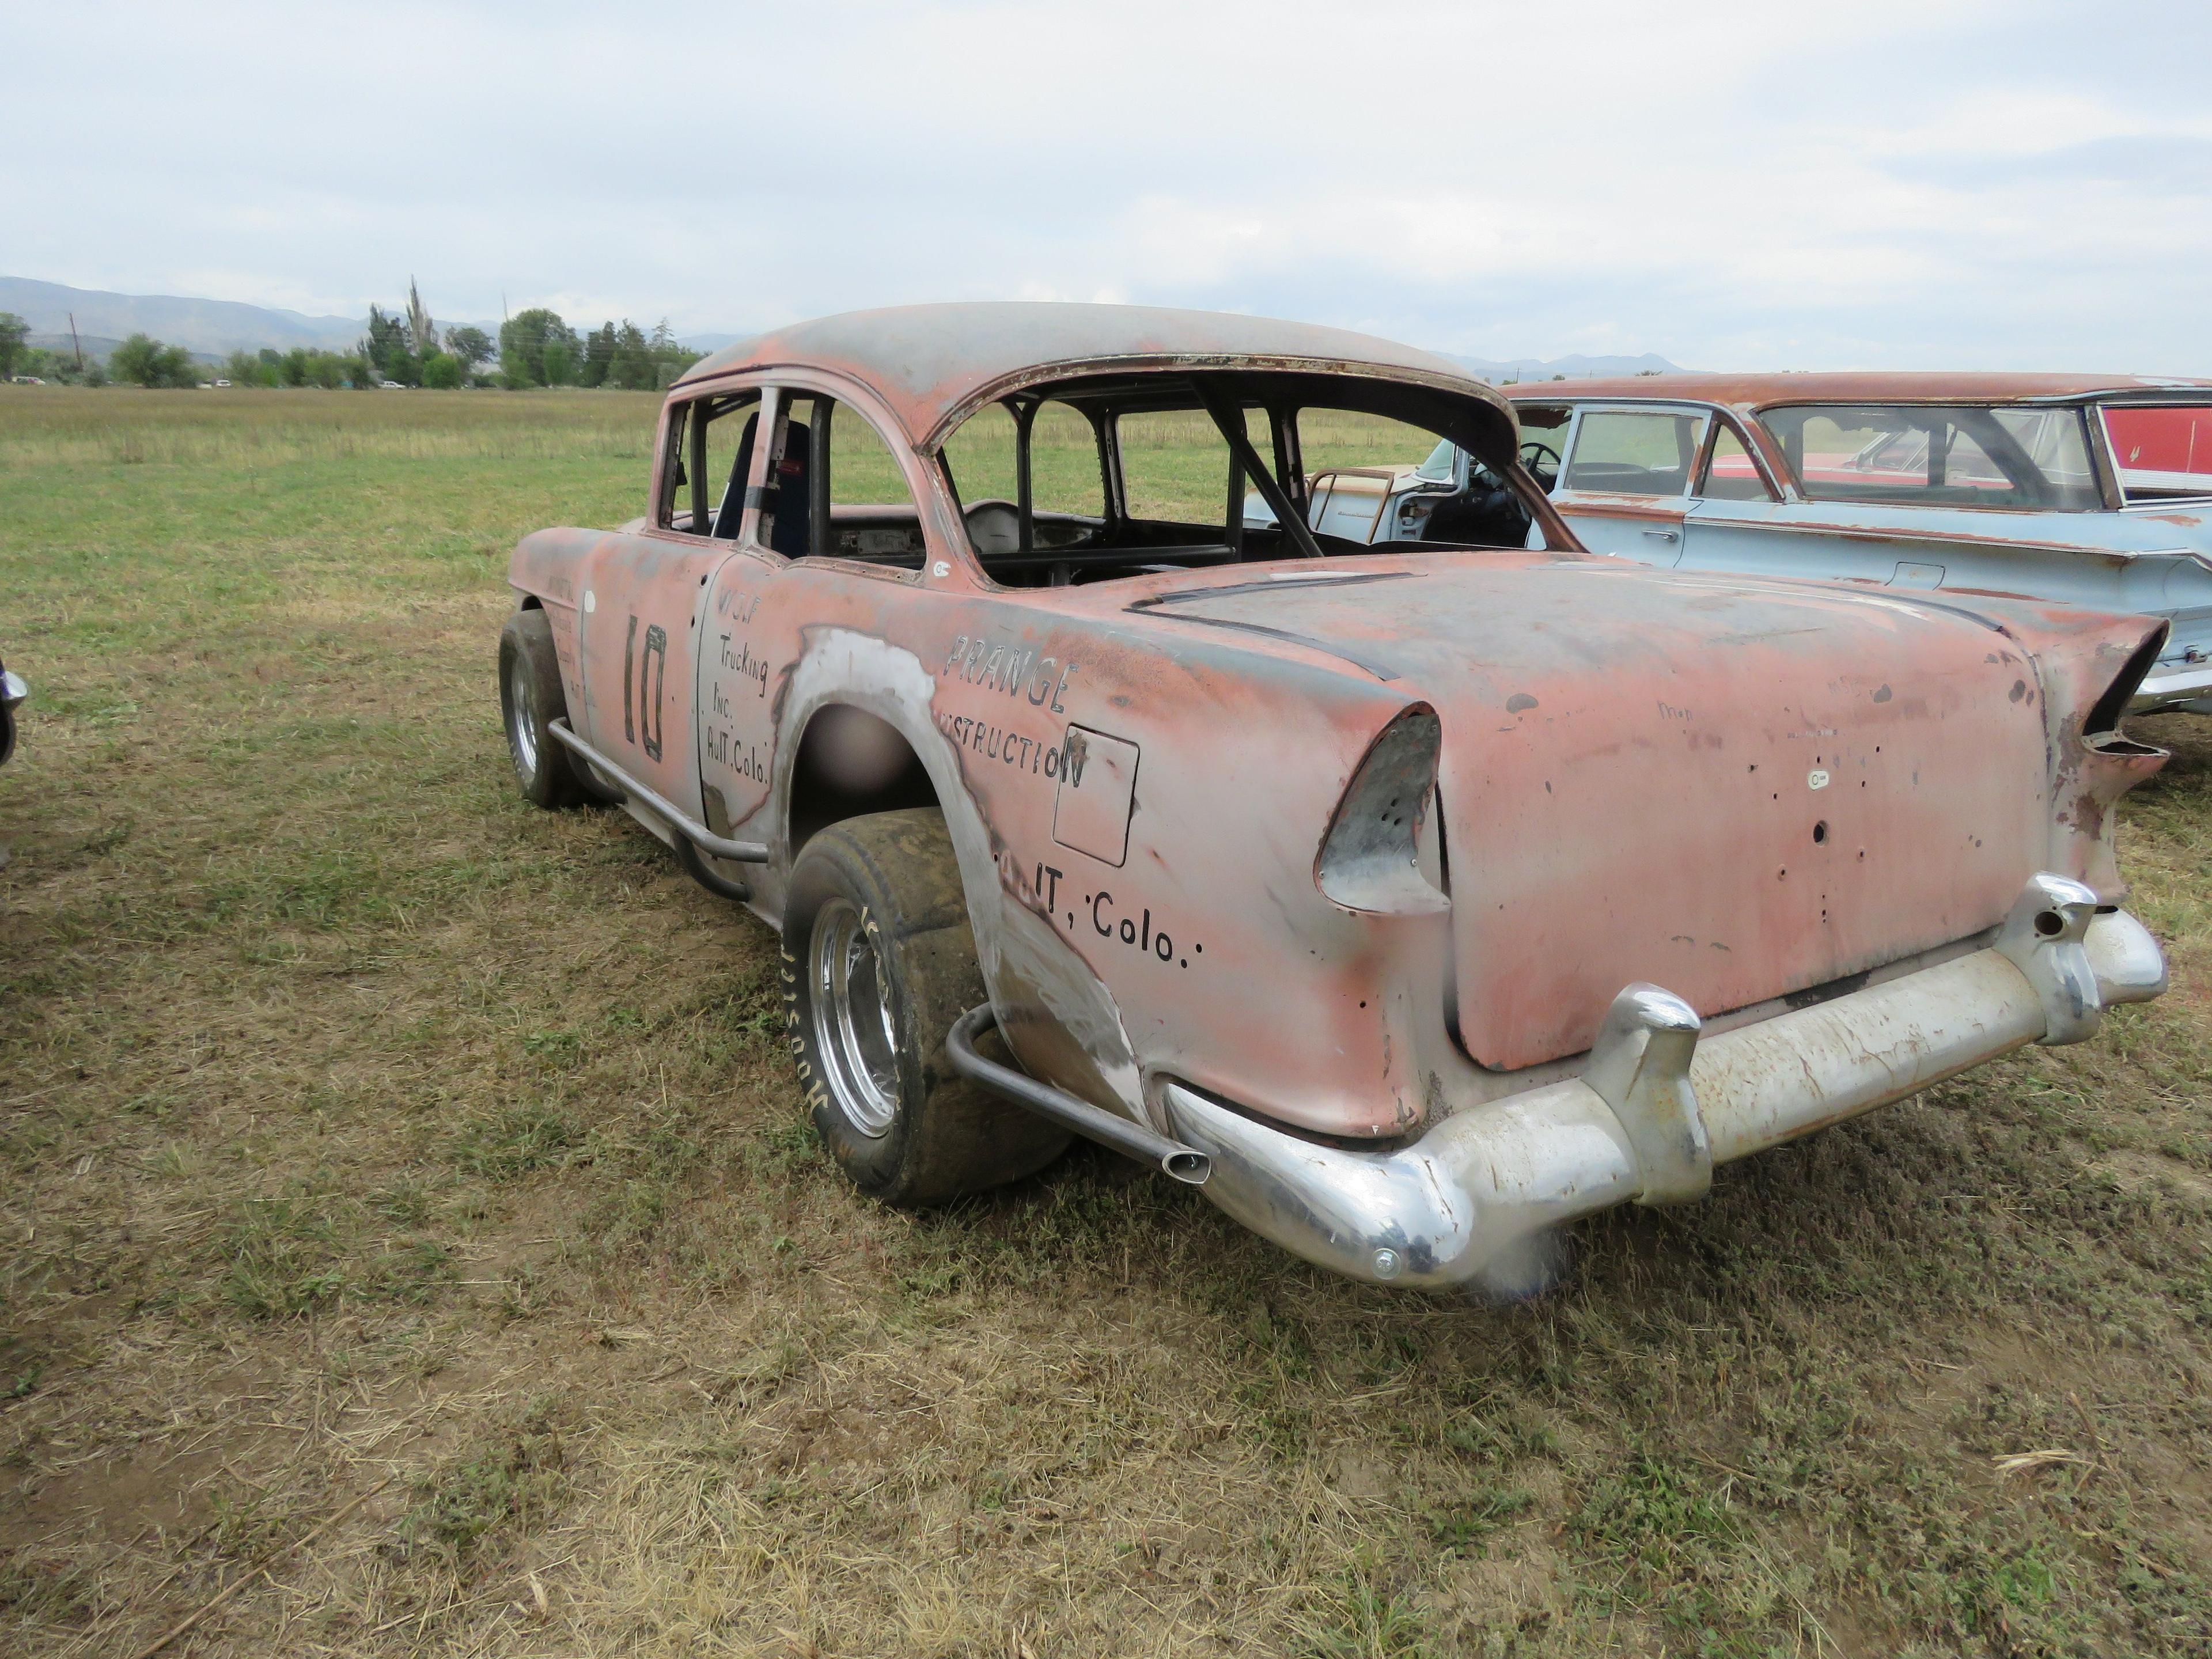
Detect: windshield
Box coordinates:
(1760, 404, 2101, 510)
(2102, 404, 2212, 503)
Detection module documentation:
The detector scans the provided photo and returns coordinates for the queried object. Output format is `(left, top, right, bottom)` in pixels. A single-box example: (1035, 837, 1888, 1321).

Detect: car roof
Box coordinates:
(673, 301, 1497, 448)
(1495, 370, 2212, 410)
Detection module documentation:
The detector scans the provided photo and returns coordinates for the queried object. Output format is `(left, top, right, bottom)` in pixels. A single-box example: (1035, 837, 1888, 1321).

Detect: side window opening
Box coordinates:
(1698, 422, 1776, 501)
(655, 388, 762, 538)
(1760, 405, 2100, 510)
(818, 399, 926, 566)
(1561, 408, 1707, 497)
(1514, 406, 1569, 491)
(671, 388, 926, 565)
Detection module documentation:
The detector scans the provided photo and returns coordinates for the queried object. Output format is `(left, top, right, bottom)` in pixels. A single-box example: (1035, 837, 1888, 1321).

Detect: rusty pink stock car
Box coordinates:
(497, 303, 2170, 1293)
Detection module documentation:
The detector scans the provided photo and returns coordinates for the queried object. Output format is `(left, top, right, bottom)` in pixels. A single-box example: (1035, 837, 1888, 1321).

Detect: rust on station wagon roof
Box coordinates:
(497, 303, 2172, 1294)
(1526, 369, 2212, 408)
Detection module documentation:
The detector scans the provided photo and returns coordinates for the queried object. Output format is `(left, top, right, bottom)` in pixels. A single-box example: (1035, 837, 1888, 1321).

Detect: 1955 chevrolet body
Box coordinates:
(498, 303, 2170, 1292)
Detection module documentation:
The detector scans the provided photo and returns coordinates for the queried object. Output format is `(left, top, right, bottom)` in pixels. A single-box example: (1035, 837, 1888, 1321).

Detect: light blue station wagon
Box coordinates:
(1257, 371, 2212, 715)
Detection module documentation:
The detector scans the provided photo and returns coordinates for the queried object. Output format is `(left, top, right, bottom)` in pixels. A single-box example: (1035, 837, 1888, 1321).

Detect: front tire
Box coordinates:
(782, 809, 1069, 1207)
(499, 608, 583, 809)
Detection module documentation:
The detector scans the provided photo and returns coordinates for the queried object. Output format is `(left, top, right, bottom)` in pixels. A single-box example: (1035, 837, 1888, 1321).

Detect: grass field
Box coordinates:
(2, 385, 2209, 1658)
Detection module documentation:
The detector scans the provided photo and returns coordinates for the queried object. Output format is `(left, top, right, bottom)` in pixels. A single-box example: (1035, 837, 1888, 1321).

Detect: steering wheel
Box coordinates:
(1520, 439, 1562, 474)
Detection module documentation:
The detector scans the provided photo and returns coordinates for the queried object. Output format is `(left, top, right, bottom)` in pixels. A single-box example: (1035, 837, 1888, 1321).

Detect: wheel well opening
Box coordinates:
(787, 705, 939, 852)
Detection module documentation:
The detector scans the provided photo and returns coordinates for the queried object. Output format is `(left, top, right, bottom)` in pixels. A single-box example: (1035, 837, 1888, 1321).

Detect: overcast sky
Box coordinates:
(5, 0, 2207, 370)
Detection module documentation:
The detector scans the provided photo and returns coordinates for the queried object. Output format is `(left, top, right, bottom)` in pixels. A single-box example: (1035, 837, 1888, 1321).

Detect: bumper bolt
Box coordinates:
(1372, 1248, 1403, 1280)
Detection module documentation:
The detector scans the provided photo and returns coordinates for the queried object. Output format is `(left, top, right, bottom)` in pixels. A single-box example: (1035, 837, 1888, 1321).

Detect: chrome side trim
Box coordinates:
(0, 669, 24, 711)
(546, 718, 770, 863)
(2132, 663, 2212, 709)
(1162, 878, 2164, 1291)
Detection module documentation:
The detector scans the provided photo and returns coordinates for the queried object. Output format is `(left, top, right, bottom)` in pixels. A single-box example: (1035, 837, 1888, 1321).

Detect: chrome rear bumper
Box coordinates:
(1162, 874, 2165, 1291)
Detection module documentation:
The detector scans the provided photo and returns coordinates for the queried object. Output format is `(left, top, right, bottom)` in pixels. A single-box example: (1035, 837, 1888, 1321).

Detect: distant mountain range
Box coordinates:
(1448, 351, 1684, 381)
(2, 278, 1685, 377)
(1, 276, 367, 356)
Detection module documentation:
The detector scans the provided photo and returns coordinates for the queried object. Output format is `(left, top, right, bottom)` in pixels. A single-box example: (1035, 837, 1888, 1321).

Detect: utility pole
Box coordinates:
(68, 311, 83, 370)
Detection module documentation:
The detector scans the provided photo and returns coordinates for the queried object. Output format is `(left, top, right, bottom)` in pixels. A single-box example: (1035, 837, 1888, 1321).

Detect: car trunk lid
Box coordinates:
(1140, 556, 2061, 1071)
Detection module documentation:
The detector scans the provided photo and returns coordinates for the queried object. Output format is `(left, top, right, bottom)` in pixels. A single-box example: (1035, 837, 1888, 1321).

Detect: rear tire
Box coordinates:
(782, 809, 1069, 1207)
(499, 608, 583, 809)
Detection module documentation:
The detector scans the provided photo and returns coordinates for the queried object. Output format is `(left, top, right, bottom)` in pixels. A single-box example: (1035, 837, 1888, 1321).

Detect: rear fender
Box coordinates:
(2013, 609, 2170, 895)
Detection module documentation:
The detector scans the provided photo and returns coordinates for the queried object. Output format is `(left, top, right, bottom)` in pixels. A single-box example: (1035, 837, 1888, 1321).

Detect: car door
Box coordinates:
(1541, 402, 1709, 565)
(695, 384, 821, 840)
(572, 390, 757, 821)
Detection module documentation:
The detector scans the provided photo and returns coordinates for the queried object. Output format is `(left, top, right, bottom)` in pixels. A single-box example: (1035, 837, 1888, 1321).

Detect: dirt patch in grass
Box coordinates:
(1, 385, 2208, 1656)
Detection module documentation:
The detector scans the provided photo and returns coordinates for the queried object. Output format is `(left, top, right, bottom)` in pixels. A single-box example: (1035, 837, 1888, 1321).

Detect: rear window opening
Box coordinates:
(935, 369, 1541, 588)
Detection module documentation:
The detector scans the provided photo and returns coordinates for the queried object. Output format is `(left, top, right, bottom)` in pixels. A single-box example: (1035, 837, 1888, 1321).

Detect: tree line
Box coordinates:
(0, 279, 707, 391)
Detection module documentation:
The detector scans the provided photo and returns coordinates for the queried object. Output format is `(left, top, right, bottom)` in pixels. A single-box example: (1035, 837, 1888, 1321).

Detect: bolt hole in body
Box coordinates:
(809, 897, 901, 1137)
(1812, 820, 1829, 844)
(2034, 910, 2066, 938)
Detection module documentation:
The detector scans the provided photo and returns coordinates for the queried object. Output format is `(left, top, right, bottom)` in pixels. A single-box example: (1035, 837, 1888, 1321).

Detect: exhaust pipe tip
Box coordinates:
(1162, 1150, 1213, 1185)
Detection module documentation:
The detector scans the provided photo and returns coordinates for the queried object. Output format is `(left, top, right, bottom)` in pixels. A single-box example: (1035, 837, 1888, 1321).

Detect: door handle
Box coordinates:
(1642, 528, 1680, 543)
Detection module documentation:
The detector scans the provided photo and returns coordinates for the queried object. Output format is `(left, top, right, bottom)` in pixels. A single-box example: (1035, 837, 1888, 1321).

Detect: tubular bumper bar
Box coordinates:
(546, 718, 770, 864)
(1162, 874, 2165, 1291)
(947, 1006, 1213, 1185)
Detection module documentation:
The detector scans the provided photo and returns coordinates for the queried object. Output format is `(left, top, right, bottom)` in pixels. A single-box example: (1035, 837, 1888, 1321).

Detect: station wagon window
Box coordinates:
(1560, 408, 1705, 496)
(1515, 405, 1569, 490)
(1760, 404, 2100, 510)
(1698, 423, 1775, 501)
(2103, 403, 2212, 503)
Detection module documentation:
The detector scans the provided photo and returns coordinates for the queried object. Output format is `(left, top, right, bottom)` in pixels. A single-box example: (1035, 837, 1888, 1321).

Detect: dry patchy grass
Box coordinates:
(0, 385, 2209, 1657)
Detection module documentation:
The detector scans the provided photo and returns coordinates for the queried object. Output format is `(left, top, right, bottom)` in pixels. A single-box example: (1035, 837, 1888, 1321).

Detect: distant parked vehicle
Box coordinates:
(9, 376, 45, 386)
(1501, 374, 2212, 715)
(380, 380, 404, 390)
(1251, 373, 2212, 717)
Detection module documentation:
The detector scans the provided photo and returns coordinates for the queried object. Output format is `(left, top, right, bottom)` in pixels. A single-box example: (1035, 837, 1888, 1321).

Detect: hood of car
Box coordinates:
(1131, 554, 2129, 1071)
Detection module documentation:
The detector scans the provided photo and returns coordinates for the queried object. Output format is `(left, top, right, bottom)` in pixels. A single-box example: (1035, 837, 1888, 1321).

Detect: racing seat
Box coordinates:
(713, 414, 813, 555)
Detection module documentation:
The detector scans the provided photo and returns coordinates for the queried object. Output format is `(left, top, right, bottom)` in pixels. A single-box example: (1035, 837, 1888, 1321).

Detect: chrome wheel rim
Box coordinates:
(810, 898, 901, 1137)
(506, 654, 540, 778)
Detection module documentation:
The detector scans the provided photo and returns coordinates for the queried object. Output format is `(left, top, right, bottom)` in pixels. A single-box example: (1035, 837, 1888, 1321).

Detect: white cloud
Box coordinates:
(2, 0, 2208, 369)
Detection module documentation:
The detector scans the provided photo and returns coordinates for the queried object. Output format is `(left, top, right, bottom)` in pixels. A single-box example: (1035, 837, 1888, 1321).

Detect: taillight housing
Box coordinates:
(1315, 705, 1449, 915)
